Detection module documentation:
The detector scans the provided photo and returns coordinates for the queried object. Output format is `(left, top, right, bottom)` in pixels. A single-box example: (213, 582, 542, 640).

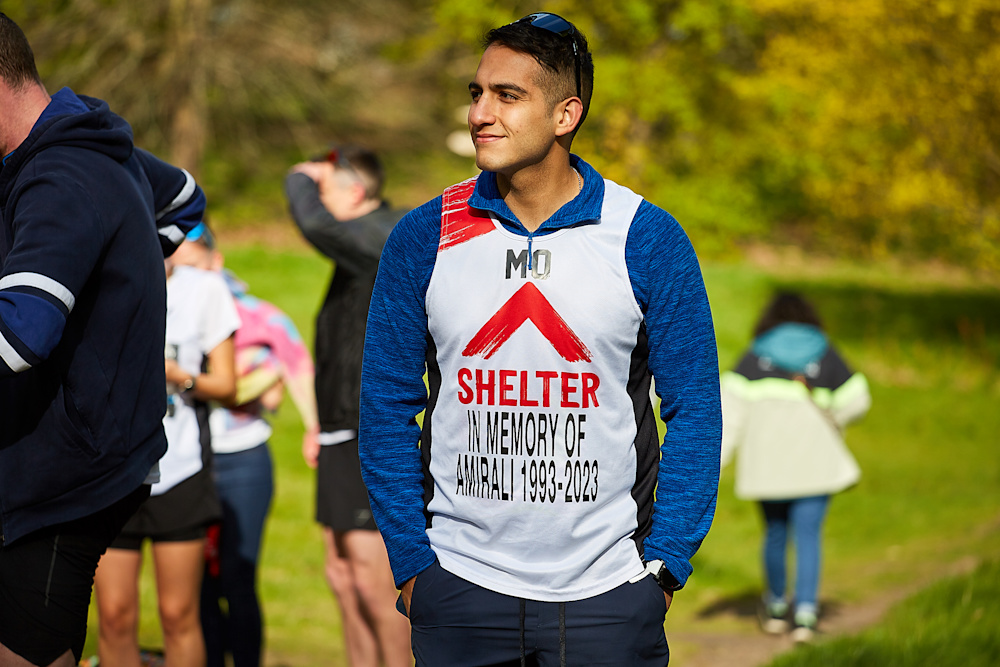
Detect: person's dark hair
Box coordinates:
(753, 292, 824, 337)
(313, 144, 385, 200)
(483, 13, 594, 134)
(339, 144, 385, 200)
(0, 13, 42, 90)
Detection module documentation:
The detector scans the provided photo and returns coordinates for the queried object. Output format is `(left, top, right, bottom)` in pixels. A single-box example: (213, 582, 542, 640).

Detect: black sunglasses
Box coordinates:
(517, 12, 582, 101)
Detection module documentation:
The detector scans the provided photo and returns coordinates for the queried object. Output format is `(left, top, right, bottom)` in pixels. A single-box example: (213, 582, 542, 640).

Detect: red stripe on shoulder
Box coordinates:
(440, 177, 494, 251)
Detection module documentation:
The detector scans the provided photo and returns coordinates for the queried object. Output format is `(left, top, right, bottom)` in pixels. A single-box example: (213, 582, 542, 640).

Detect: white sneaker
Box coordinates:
(790, 609, 818, 643)
(758, 598, 789, 635)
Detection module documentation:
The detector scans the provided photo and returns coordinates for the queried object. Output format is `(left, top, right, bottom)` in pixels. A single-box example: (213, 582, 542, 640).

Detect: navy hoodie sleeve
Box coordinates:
(0, 174, 110, 375)
(132, 148, 206, 257)
(0, 149, 202, 375)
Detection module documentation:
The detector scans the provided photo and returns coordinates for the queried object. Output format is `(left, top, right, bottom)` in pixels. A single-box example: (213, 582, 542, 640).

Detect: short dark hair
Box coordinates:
(313, 144, 386, 200)
(483, 14, 594, 134)
(339, 144, 385, 200)
(754, 292, 824, 337)
(0, 13, 42, 90)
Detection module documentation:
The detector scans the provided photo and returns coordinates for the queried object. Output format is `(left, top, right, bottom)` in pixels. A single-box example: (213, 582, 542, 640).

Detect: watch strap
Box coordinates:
(629, 559, 682, 592)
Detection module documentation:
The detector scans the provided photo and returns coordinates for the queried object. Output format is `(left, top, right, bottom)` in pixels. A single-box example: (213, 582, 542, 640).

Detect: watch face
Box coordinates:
(651, 561, 680, 591)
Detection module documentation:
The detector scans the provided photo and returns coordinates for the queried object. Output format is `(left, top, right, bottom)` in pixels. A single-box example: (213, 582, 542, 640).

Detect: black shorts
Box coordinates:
(315, 439, 377, 531)
(112, 467, 221, 549)
(0, 484, 150, 665)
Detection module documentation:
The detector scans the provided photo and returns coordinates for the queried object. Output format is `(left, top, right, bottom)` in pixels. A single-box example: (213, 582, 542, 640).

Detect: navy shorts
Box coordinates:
(0, 484, 150, 665)
(401, 560, 670, 667)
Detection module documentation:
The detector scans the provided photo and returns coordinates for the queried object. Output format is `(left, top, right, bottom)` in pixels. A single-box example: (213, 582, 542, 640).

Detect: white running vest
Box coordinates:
(424, 177, 649, 601)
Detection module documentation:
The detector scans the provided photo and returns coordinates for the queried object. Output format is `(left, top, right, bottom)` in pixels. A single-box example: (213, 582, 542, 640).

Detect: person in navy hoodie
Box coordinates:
(0, 14, 205, 667)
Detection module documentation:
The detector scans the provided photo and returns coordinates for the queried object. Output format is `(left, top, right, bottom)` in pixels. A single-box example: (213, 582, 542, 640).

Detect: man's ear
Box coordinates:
(349, 179, 369, 205)
(554, 97, 584, 138)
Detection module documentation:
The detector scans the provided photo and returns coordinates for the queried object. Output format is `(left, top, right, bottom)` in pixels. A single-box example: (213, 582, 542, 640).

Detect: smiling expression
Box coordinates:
(468, 45, 571, 178)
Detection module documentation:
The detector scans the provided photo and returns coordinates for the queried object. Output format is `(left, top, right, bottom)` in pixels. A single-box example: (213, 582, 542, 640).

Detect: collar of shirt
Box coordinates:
(468, 154, 606, 236)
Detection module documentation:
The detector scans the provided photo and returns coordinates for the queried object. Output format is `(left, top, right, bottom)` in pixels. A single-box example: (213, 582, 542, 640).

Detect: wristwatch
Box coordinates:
(648, 560, 682, 592)
(179, 376, 196, 393)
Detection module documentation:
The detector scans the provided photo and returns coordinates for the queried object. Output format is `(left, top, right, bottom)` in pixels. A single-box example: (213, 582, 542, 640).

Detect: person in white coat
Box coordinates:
(721, 292, 870, 643)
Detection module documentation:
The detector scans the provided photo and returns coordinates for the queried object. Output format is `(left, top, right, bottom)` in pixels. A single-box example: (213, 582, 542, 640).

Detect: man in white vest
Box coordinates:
(359, 12, 722, 665)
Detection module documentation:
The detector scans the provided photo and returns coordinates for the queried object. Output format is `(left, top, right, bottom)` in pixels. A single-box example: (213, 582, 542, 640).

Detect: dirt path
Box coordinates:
(667, 555, 981, 667)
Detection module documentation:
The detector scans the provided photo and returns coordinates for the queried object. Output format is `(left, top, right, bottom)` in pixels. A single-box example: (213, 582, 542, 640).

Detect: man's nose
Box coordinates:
(468, 98, 495, 128)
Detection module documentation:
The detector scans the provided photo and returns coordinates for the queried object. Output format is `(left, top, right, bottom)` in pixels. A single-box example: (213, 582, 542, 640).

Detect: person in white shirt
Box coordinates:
(93, 228, 240, 667)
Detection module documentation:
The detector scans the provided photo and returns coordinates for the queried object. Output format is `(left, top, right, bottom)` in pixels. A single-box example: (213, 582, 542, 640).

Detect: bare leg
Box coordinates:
(152, 540, 207, 667)
(338, 530, 412, 667)
(94, 548, 144, 667)
(323, 527, 379, 666)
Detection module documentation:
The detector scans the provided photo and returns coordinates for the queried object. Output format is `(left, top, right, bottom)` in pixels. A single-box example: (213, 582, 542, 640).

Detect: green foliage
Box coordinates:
(765, 560, 1000, 667)
(387, 0, 1000, 269)
(8, 1, 998, 267)
(8, 0, 434, 185)
(741, 0, 1000, 270)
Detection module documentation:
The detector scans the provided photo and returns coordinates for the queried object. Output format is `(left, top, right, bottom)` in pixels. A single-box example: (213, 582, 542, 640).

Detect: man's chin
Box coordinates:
(474, 152, 508, 175)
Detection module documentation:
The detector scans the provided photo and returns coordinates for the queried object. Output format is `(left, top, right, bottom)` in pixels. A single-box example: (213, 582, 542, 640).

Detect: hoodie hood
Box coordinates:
(1, 87, 134, 198)
(752, 322, 829, 376)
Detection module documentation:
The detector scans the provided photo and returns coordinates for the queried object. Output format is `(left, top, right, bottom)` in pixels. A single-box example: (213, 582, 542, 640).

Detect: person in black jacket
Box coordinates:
(285, 145, 411, 666)
(0, 13, 205, 666)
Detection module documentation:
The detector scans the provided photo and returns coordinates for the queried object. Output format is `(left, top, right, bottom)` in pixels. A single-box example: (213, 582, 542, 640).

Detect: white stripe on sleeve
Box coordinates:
(158, 224, 186, 245)
(0, 330, 31, 372)
(155, 169, 196, 220)
(0, 272, 76, 311)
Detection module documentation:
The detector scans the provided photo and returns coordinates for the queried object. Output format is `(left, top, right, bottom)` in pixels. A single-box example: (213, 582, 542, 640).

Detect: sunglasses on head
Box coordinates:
(516, 12, 581, 101)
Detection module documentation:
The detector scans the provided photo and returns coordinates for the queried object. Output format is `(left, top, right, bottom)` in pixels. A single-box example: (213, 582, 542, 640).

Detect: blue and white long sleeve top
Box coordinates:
(359, 157, 721, 599)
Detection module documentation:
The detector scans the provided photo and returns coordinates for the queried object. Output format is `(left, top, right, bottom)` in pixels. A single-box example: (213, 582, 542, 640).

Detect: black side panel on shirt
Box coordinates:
(422, 333, 442, 530)
(628, 322, 659, 554)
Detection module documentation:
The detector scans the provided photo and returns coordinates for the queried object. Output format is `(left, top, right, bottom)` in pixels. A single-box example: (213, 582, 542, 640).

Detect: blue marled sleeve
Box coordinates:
(627, 200, 722, 586)
(359, 196, 442, 587)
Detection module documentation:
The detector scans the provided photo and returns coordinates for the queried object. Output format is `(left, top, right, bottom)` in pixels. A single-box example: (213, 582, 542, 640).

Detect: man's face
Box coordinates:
(468, 45, 562, 176)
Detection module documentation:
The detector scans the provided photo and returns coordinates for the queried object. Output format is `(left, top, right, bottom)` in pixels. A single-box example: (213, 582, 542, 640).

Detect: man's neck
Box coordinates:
(0, 81, 50, 158)
(337, 198, 382, 221)
(498, 154, 580, 233)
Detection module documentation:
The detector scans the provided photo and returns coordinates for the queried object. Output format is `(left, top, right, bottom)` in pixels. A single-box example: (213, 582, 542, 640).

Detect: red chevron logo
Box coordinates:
(462, 283, 592, 362)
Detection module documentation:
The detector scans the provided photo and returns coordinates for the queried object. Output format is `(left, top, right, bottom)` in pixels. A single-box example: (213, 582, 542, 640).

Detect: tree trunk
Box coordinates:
(167, 0, 211, 176)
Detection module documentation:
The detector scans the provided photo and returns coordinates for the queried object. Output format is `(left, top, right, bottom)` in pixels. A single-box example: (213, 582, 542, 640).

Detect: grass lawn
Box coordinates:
(81, 241, 1000, 665)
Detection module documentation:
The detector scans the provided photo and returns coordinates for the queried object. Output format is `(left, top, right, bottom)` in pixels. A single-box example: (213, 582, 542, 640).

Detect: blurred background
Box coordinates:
(7, 1, 998, 665)
(8, 0, 1000, 271)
